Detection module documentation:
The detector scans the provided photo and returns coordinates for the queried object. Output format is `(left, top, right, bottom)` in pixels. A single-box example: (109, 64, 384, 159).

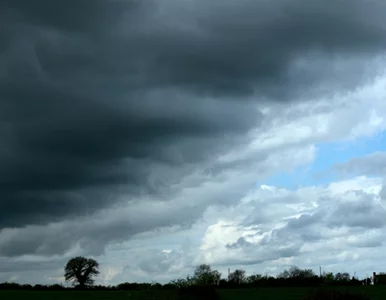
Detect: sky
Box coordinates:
(1, 0, 386, 286)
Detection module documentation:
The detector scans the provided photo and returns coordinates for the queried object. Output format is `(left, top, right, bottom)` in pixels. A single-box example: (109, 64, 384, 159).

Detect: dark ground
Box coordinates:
(0, 286, 385, 300)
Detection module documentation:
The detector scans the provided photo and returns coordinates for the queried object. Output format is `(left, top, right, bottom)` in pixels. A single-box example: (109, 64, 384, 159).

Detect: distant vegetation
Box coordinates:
(0, 257, 380, 291)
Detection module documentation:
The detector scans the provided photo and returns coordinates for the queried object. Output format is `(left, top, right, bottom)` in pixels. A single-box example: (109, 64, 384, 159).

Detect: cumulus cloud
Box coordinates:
(194, 177, 386, 275)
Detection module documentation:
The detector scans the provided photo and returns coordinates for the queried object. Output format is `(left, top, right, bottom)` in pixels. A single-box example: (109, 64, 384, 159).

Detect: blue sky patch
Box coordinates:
(260, 130, 386, 189)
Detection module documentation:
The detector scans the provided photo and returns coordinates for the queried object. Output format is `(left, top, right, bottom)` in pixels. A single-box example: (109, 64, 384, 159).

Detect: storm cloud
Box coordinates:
(1, 0, 386, 277)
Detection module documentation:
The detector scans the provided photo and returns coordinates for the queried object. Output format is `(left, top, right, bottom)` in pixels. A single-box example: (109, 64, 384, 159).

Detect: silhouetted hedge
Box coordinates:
(178, 285, 220, 300)
(0, 271, 371, 291)
(0, 282, 66, 290)
(117, 282, 154, 290)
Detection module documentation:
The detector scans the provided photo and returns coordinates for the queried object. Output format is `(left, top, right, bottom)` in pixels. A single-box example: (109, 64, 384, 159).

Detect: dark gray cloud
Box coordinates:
(129, 249, 184, 275)
(347, 236, 383, 249)
(228, 188, 386, 263)
(332, 152, 386, 177)
(0, 196, 208, 257)
(221, 229, 301, 267)
(226, 237, 253, 249)
(0, 256, 65, 273)
(328, 192, 386, 229)
(283, 191, 386, 233)
(380, 185, 386, 201)
(1, 0, 386, 237)
(286, 212, 324, 230)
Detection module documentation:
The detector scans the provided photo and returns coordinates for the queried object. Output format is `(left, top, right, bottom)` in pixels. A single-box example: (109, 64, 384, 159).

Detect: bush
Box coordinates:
(303, 289, 370, 300)
(46, 284, 65, 290)
(178, 284, 220, 300)
(0, 282, 23, 290)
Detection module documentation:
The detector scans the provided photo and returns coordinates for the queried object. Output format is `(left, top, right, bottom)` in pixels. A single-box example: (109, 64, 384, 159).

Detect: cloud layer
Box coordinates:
(1, 0, 386, 285)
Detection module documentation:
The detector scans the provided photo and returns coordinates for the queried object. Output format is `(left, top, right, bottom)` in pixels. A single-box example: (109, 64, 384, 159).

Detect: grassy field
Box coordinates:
(218, 286, 386, 300)
(1, 286, 385, 300)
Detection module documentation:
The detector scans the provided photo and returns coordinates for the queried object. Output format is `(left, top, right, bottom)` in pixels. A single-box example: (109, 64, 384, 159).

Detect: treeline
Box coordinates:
(0, 265, 376, 291)
(168, 265, 372, 289)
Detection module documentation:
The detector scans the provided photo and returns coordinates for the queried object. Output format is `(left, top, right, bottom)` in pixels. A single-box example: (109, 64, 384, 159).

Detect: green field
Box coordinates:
(219, 287, 386, 300)
(1, 286, 385, 300)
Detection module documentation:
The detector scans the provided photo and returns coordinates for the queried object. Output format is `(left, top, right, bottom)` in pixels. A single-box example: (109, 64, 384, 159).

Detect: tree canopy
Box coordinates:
(228, 269, 247, 285)
(64, 256, 100, 288)
(193, 264, 221, 285)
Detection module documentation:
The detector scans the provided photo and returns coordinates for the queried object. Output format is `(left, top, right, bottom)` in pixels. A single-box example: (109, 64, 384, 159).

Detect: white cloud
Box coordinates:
(193, 176, 385, 278)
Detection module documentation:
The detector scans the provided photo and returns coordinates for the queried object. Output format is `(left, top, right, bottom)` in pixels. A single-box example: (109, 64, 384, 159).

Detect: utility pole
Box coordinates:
(319, 266, 322, 277)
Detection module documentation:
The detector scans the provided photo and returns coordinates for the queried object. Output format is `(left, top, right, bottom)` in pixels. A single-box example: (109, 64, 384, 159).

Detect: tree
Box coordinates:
(334, 272, 350, 282)
(322, 272, 334, 282)
(210, 270, 222, 286)
(193, 264, 221, 285)
(278, 266, 315, 279)
(246, 274, 263, 285)
(277, 269, 290, 279)
(169, 275, 194, 288)
(228, 269, 246, 285)
(64, 256, 99, 288)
